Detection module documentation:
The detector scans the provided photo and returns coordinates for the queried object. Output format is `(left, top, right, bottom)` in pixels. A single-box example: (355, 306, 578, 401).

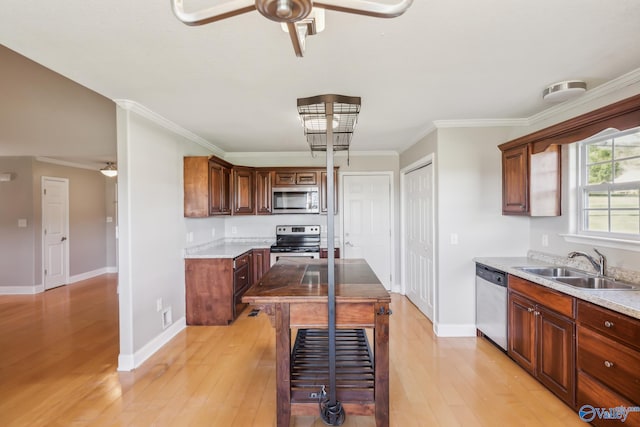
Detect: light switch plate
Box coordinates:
(18, 219, 27, 228)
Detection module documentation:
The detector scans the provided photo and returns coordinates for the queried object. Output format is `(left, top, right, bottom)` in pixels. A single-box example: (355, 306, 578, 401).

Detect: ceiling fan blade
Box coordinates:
(315, 0, 413, 18)
(171, 0, 256, 26)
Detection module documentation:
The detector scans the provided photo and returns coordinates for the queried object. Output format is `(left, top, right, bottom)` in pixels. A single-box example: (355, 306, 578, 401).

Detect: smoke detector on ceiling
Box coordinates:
(542, 80, 587, 103)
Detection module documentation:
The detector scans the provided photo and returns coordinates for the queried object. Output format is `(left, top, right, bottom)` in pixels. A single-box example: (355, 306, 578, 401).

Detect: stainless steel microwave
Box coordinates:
(272, 186, 319, 214)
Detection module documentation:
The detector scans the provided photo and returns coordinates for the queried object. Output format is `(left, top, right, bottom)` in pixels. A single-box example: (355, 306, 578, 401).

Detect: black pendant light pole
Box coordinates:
(297, 94, 360, 426)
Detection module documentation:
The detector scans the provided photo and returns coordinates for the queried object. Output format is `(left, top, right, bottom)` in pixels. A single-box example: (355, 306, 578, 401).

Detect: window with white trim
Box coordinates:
(578, 127, 640, 240)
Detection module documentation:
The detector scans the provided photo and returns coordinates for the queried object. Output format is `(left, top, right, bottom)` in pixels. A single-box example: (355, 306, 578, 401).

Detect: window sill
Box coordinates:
(560, 234, 640, 252)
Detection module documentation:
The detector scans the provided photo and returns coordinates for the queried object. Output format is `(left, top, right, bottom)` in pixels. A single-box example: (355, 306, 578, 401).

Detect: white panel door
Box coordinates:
(43, 177, 69, 290)
(404, 163, 434, 321)
(343, 174, 391, 290)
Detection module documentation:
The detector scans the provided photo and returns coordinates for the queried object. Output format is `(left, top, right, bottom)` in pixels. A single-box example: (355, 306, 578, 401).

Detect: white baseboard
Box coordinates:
(0, 284, 44, 295)
(69, 267, 116, 283)
(117, 316, 186, 372)
(433, 323, 477, 337)
(0, 267, 118, 295)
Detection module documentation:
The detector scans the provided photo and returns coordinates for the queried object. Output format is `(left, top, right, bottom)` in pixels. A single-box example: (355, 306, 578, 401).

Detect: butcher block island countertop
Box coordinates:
(242, 258, 392, 427)
(243, 258, 391, 304)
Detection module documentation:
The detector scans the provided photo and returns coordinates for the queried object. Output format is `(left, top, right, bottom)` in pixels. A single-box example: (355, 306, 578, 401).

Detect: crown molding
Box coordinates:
(114, 99, 225, 157)
(434, 118, 529, 128)
(35, 156, 98, 171)
(225, 150, 399, 159)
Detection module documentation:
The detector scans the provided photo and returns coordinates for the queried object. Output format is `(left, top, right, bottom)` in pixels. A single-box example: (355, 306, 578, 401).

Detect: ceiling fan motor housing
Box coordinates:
(256, 0, 313, 22)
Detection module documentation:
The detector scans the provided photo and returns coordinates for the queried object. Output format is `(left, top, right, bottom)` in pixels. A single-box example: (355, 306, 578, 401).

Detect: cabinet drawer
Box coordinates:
(234, 253, 250, 269)
(296, 172, 317, 185)
(234, 263, 250, 294)
(577, 372, 640, 427)
(274, 172, 296, 185)
(577, 326, 640, 403)
(577, 300, 640, 350)
(508, 275, 575, 318)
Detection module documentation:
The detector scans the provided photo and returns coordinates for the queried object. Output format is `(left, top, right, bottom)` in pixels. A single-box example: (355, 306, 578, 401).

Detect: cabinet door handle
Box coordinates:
(239, 276, 246, 280)
(534, 311, 540, 316)
(527, 307, 534, 313)
(604, 360, 614, 368)
(604, 320, 614, 328)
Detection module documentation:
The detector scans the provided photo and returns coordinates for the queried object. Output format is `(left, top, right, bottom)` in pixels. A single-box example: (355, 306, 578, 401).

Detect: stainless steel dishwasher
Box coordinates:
(475, 263, 507, 351)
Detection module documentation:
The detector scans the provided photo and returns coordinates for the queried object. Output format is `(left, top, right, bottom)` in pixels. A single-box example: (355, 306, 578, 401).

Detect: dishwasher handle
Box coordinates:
(476, 263, 507, 287)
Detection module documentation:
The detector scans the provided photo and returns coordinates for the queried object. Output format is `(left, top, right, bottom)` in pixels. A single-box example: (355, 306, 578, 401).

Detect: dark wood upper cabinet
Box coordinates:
(498, 93, 640, 216)
(183, 156, 232, 217)
(184, 156, 210, 218)
(500, 143, 560, 216)
(255, 169, 272, 215)
(209, 157, 232, 216)
(232, 166, 255, 215)
(273, 169, 318, 186)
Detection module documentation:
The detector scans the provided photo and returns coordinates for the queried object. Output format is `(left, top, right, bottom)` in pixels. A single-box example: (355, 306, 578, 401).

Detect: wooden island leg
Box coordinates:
(374, 302, 390, 427)
(275, 303, 291, 427)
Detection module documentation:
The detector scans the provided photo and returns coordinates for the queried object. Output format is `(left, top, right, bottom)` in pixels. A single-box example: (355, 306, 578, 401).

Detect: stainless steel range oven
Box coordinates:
(270, 225, 321, 266)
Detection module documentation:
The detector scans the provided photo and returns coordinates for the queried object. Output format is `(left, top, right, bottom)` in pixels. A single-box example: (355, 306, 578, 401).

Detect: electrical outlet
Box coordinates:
(156, 298, 163, 312)
(541, 234, 549, 247)
(450, 233, 459, 245)
(211, 228, 216, 238)
(231, 226, 237, 234)
(106, 216, 113, 223)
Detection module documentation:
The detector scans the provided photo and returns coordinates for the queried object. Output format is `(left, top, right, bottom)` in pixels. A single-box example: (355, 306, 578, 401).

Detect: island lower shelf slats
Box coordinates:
(290, 328, 375, 404)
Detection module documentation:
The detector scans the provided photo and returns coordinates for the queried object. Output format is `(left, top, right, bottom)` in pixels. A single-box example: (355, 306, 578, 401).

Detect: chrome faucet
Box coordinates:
(568, 248, 607, 276)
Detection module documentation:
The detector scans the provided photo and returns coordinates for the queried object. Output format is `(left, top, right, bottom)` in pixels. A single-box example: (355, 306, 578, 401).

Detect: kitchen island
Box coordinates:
(242, 258, 392, 427)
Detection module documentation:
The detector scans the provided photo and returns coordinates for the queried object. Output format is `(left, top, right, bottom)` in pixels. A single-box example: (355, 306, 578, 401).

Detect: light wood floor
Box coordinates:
(0, 274, 585, 426)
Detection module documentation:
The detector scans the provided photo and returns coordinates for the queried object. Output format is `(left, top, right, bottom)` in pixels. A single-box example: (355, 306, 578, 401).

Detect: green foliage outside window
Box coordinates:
(587, 146, 623, 184)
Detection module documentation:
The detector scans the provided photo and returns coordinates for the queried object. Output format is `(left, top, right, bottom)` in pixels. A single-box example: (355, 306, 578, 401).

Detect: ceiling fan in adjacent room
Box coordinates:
(171, 0, 413, 56)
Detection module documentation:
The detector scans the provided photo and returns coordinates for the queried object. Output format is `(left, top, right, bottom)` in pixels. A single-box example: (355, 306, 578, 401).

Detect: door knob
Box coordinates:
(61, 236, 67, 242)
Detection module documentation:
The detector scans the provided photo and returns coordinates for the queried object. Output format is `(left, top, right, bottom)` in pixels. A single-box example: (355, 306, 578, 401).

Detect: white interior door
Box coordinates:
(42, 177, 69, 290)
(343, 174, 392, 290)
(404, 163, 435, 321)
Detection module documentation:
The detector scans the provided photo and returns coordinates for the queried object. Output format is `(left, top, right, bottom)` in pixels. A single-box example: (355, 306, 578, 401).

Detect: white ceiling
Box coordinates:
(2, 0, 640, 155)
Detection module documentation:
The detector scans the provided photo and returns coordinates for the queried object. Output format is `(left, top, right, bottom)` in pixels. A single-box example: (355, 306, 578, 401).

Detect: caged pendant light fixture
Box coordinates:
(171, 0, 413, 57)
(297, 94, 361, 152)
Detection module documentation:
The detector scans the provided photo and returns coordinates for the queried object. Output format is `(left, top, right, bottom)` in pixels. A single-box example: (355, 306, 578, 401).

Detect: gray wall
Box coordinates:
(0, 157, 35, 287)
(0, 45, 116, 159)
(0, 157, 114, 289)
(399, 128, 530, 334)
(0, 45, 117, 291)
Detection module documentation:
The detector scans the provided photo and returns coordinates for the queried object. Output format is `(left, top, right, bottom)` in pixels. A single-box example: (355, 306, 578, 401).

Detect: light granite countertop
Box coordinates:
(474, 256, 640, 320)
(184, 237, 342, 259)
(184, 239, 274, 259)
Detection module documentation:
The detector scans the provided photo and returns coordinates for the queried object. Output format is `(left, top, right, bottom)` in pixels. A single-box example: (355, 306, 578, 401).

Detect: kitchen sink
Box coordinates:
(516, 266, 590, 277)
(516, 266, 639, 290)
(555, 276, 639, 290)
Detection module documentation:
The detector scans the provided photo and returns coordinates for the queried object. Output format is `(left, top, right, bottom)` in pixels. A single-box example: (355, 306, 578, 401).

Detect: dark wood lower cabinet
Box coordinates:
(507, 276, 575, 407)
(252, 248, 271, 284)
(319, 248, 340, 259)
(185, 251, 254, 325)
(185, 258, 234, 325)
(537, 305, 575, 406)
(576, 300, 640, 426)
